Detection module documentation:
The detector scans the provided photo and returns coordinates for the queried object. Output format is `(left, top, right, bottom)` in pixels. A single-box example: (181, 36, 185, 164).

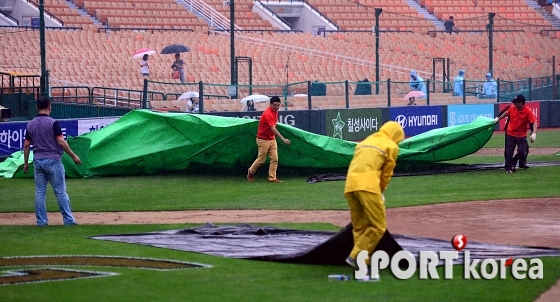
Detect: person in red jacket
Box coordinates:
(247, 96, 291, 183)
(494, 94, 537, 173)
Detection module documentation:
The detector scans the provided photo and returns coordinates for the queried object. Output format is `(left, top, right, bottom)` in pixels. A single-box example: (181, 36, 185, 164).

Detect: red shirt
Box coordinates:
(257, 106, 278, 140)
(507, 105, 536, 138)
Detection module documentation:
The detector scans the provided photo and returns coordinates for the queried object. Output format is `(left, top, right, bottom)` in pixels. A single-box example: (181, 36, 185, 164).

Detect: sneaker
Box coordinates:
(269, 179, 283, 183)
(511, 167, 517, 173)
(506, 170, 512, 174)
(346, 256, 358, 270)
(247, 169, 254, 182)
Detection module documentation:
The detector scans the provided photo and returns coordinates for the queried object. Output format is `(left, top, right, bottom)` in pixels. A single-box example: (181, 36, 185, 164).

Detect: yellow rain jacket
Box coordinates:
(344, 121, 404, 195)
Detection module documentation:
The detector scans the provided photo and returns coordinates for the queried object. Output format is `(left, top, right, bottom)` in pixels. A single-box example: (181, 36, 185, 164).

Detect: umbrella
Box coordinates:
(178, 92, 199, 101)
(240, 94, 270, 104)
(294, 94, 308, 97)
(160, 44, 191, 55)
(133, 48, 156, 59)
(403, 91, 426, 100)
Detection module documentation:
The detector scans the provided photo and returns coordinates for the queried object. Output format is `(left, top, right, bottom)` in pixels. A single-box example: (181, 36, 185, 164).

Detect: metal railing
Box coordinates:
(254, 0, 292, 30)
(0, 9, 18, 25)
(26, 0, 65, 26)
(183, 0, 241, 30)
(212, 31, 433, 80)
(0, 25, 81, 30)
(98, 27, 193, 33)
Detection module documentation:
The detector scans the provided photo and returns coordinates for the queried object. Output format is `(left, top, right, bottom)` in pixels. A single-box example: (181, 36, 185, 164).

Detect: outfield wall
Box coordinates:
(0, 101, 557, 156)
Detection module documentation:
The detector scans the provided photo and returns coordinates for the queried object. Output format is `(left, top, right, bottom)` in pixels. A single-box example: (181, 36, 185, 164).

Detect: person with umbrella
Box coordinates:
(134, 48, 155, 77)
(403, 91, 424, 105)
(139, 54, 150, 77)
(187, 97, 199, 113)
(172, 53, 185, 83)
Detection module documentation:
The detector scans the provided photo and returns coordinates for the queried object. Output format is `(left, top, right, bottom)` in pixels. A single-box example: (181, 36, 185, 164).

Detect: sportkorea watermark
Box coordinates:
(354, 234, 543, 280)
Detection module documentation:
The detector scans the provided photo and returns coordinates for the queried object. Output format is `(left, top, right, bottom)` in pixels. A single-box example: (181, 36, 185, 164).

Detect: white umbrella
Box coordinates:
(240, 94, 270, 104)
(294, 94, 308, 97)
(178, 92, 199, 101)
(133, 48, 156, 59)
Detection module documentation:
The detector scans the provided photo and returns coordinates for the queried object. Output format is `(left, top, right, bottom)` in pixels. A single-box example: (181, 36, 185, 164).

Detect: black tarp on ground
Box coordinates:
(306, 161, 560, 183)
(90, 224, 560, 265)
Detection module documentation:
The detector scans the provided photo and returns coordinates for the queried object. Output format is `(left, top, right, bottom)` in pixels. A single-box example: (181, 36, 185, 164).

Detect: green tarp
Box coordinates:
(0, 110, 496, 178)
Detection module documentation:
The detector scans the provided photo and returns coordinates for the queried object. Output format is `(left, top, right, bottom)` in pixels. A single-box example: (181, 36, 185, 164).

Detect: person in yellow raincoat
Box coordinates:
(344, 121, 404, 269)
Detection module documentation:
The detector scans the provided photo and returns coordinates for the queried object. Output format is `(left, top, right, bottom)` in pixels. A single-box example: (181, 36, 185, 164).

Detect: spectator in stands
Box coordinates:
(494, 94, 536, 173)
(241, 100, 257, 112)
(139, 54, 150, 77)
(453, 70, 465, 96)
(355, 78, 372, 95)
(444, 16, 457, 34)
(344, 121, 404, 272)
(172, 53, 185, 83)
(407, 96, 417, 106)
(186, 97, 199, 113)
(409, 71, 426, 96)
(247, 96, 291, 183)
(482, 73, 497, 99)
(23, 96, 81, 227)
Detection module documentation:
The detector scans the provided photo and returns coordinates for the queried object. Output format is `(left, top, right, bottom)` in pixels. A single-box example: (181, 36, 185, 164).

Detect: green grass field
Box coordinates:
(1, 129, 559, 301)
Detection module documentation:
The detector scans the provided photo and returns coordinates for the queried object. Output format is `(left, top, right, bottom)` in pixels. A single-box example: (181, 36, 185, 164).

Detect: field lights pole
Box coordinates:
(230, 0, 235, 87)
(39, 0, 48, 96)
(375, 8, 382, 95)
(487, 13, 495, 78)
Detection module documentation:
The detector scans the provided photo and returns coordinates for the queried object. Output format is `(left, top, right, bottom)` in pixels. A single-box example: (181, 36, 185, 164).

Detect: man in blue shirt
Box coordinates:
(23, 96, 82, 226)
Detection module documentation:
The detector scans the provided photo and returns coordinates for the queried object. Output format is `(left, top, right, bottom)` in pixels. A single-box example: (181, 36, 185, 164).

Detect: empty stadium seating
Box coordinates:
(2, 0, 558, 112)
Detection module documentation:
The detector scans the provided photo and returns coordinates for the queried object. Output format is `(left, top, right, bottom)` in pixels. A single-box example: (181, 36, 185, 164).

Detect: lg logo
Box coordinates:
(394, 115, 407, 128)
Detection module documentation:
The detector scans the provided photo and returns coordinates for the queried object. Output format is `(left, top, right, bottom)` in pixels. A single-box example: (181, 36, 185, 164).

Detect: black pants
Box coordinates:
(505, 135, 528, 171)
(503, 138, 530, 168)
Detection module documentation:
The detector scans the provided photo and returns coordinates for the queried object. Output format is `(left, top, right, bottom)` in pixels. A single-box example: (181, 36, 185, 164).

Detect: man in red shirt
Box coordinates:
(247, 96, 291, 183)
(494, 94, 537, 173)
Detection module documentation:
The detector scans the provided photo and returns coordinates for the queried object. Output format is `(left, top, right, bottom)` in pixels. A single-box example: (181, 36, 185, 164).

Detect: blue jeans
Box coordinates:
(33, 159, 77, 226)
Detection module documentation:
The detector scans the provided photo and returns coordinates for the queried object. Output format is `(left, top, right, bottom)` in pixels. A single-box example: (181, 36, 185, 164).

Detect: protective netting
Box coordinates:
(0, 110, 496, 178)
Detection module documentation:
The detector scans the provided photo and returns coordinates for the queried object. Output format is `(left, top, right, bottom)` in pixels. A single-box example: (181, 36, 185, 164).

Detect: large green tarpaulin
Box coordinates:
(0, 110, 496, 178)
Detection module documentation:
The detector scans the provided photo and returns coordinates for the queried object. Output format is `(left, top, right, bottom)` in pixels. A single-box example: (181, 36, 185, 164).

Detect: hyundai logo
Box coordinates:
(394, 115, 407, 128)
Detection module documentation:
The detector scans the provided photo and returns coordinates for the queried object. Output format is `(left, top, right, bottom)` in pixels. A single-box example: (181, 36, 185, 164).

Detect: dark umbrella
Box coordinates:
(160, 44, 191, 54)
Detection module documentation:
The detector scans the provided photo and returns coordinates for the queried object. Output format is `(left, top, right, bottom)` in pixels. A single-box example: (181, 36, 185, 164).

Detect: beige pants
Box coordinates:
(248, 138, 278, 181)
(346, 191, 386, 265)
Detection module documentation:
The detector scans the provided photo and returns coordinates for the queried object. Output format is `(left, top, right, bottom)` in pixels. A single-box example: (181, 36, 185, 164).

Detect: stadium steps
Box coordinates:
(407, 0, 444, 30)
(65, 0, 102, 26)
(174, 0, 230, 30)
(527, 0, 560, 29)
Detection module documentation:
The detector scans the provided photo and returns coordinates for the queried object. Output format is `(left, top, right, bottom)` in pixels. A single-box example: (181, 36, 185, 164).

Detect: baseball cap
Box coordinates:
(512, 94, 526, 103)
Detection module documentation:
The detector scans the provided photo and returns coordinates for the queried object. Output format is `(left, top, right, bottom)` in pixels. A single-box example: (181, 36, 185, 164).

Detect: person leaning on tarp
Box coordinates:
(498, 103, 530, 170)
(344, 121, 405, 270)
(247, 96, 291, 183)
(494, 94, 536, 174)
